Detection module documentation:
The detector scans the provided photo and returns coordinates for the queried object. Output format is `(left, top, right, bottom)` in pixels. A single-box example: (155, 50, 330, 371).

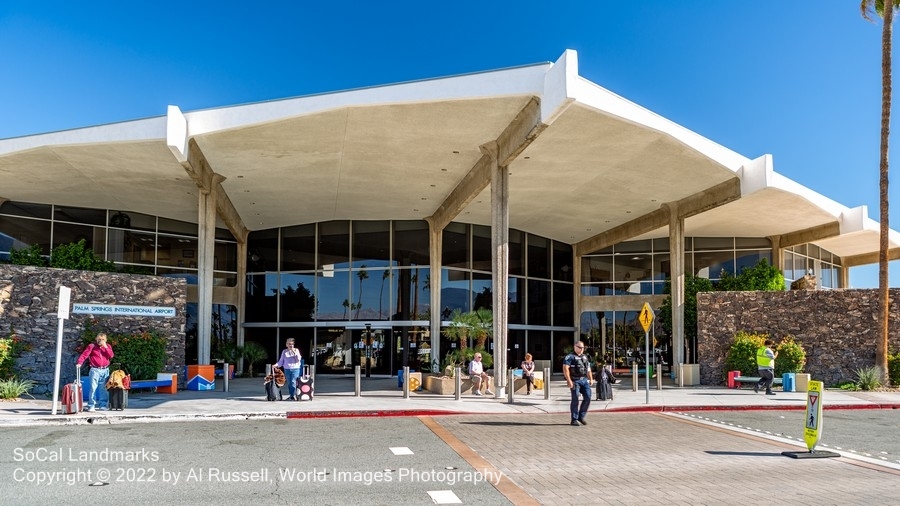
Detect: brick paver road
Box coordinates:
(433, 411, 899, 505)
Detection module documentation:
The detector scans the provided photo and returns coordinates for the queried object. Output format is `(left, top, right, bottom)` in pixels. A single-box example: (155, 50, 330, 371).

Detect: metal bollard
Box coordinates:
(223, 363, 229, 392)
(266, 363, 272, 377)
(354, 365, 361, 397)
(454, 367, 462, 401)
(632, 362, 638, 392)
(402, 366, 410, 399)
(678, 363, 684, 388)
(657, 364, 662, 390)
(507, 368, 514, 403)
(542, 367, 550, 399)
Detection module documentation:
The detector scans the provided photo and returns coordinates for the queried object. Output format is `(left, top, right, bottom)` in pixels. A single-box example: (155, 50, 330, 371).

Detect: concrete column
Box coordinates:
(235, 234, 248, 372)
(769, 235, 783, 276)
(665, 202, 686, 368)
(197, 176, 223, 365)
(839, 263, 850, 288)
(485, 142, 509, 395)
(428, 222, 442, 373)
(574, 252, 582, 340)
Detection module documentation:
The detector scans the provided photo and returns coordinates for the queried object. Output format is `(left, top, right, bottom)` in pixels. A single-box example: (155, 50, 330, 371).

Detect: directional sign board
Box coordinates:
(804, 380, 824, 451)
(638, 303, 654, 333)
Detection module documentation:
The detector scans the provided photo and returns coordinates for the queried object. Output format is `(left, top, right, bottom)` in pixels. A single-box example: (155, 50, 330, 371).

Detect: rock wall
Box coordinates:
(0, 265, 186, 395)
(697, 289, 900, 386)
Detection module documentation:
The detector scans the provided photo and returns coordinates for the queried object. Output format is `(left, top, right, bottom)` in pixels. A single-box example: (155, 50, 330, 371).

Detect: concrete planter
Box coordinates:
(424, 374, 472, 395)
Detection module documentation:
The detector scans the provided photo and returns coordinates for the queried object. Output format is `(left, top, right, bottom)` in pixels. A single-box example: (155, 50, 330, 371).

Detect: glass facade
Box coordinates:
(581, 237, 788, 296)
(2, 198, 848, 374)
(244, 220, 575, 373)
(0, 201, 238, 285)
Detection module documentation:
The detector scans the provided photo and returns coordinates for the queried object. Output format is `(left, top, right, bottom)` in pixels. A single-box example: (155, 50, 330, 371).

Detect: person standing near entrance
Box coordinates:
(563, 341, 593, 426)
(276, 338, 303, 400)
(521, 353, 536, 395)
(76, 332, 114, 412)
(755, 339, 778, 396)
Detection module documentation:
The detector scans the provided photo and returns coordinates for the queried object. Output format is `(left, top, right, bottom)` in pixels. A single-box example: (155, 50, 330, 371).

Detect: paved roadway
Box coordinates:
(2, 412, 899, 505)
(2, 376, 899, 505)
(677, 408, 900, 466)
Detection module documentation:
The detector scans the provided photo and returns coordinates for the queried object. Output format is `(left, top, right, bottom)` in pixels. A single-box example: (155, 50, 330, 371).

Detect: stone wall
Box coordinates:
(697, 289, 900, 386)
(0, 265, 187, 395)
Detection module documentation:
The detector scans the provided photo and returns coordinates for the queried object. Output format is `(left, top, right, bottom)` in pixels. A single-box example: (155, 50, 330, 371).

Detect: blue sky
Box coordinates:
(0, 1, 896, 287)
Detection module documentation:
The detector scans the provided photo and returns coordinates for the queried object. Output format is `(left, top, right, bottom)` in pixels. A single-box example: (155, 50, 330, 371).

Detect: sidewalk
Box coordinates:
(2, 374, 899, 426)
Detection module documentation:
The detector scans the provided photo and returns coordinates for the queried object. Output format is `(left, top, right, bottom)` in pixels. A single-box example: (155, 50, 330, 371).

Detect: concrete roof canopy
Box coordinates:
(0, 49, 896, 264)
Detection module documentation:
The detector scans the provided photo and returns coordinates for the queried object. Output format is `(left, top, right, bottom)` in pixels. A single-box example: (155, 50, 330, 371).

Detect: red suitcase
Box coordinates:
(62, 379, 83, 414)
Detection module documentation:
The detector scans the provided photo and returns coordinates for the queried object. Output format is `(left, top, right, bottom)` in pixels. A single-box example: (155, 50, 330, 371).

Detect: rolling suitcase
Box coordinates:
(297, 365, 314, 401)
(597, 379, 613, 401)
(62, 366, 83, 414)
(108, 388, 127, 410)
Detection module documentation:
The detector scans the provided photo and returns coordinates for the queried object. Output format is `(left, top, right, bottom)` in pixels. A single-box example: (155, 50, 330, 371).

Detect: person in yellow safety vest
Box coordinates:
(755, 339, 778, 395)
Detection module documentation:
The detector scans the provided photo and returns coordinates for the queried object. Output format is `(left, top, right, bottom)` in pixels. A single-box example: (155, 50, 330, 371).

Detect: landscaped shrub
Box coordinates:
(888, 350, 900, 386)
(724, 331, 767, 377)
(8, 244, 46, 266)
(854, 366, 882, 391)
(0, 334, 31, 379)
(80, 328, 168, 380)
(774, 335, 806, 378)
(0, 377, 35, 399)
(50, 239, 115, 271)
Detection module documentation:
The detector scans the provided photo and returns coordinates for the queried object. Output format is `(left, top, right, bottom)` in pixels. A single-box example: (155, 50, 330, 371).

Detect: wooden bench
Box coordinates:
(733, 376, 782, 388)
(129, 373, 177, 394)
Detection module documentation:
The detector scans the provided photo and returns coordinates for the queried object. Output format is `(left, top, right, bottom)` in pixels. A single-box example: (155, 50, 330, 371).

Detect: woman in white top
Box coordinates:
(276, 338, 303, 400)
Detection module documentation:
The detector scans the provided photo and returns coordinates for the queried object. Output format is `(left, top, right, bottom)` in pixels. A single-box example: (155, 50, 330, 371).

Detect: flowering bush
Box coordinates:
(0, 334, 31, 379)
(80, 328, 168, 380)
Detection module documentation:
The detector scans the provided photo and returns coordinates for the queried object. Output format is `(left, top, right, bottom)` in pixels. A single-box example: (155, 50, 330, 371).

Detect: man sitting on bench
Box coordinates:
(468, 352, 493, 396)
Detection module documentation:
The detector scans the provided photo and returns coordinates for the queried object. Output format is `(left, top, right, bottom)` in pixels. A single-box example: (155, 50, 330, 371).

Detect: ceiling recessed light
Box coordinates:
(452, 150, 459, 154)
(413, 209, 419, 212)
(441, 168, 448, 172)
(430, 184, 436, 187)
(524, 156, 530, 160)
(237, 175, 244, 178)
(421, 197, 427, 200)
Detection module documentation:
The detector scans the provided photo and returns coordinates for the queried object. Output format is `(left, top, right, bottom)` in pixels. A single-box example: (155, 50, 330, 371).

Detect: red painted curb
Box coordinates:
(603, 403, 900, 413)
(286, 409, 474, 419)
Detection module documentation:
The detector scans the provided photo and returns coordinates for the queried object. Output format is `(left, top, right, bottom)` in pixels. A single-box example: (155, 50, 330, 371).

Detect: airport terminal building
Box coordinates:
(1, 50, 895, 382)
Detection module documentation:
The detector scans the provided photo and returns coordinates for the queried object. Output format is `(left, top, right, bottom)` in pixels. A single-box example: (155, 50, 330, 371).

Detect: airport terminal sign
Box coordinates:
(72, 304, 176, 318)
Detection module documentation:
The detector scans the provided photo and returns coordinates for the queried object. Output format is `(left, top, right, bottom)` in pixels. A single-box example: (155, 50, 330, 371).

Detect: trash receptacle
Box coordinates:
(397, 369, 415, 389)
(782, 372, 795, 392)
(727, 370, 742, 389)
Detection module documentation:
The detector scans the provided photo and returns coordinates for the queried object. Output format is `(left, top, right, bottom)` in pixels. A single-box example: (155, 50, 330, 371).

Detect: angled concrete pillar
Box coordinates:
(484, 142, 509, 395)
(665, 202, 686, 368)
(427, 221, 442, 372)
(197, 176, 222, 365)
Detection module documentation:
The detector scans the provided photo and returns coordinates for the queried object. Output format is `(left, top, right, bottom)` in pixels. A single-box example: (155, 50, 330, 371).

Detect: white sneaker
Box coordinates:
(473, 391, 482, 396)
(484, 390, 493, 395)
(87, 407, 96, 412)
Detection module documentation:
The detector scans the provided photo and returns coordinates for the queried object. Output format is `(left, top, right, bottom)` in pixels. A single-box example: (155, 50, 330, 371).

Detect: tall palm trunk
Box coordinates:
(878, 1, 893, 386)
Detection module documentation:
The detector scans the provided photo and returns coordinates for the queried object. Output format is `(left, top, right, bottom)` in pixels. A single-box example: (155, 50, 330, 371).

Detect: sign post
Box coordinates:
(50, 286, 72, 416)
(638, 302, 654, 405)
(782, 380, 839, 459)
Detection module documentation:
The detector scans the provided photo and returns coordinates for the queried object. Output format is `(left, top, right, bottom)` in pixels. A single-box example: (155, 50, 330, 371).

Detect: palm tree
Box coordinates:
(443, 309, 471, 352)
(379, 270, 390, 319)
(862, 0, 896, 385)
(355, 266, 369, 319)
(470, 307, 493, 350)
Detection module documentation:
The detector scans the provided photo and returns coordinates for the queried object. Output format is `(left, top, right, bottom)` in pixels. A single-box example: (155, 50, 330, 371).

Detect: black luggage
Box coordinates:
(597, 379, 613, 401)
(264, 367, 284, 401)
(108, 387, 127, 410)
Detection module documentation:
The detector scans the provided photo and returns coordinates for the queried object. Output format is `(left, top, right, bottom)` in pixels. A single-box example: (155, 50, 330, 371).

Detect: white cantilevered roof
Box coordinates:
(0, 49, 895, 263)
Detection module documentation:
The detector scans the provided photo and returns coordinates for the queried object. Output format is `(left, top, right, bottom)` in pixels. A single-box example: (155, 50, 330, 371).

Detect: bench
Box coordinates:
(129, 373, 178, 394)
(733, 376, 782, 388)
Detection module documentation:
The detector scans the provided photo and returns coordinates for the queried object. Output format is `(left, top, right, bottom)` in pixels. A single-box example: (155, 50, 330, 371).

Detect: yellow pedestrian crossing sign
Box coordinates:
(638, 303, 654, 333)
(804, 380, 824, 451)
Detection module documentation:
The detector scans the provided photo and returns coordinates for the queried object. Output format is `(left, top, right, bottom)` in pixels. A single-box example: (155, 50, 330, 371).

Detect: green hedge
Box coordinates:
(80, 327, 168, 380)
(724, 331, 806, 380)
